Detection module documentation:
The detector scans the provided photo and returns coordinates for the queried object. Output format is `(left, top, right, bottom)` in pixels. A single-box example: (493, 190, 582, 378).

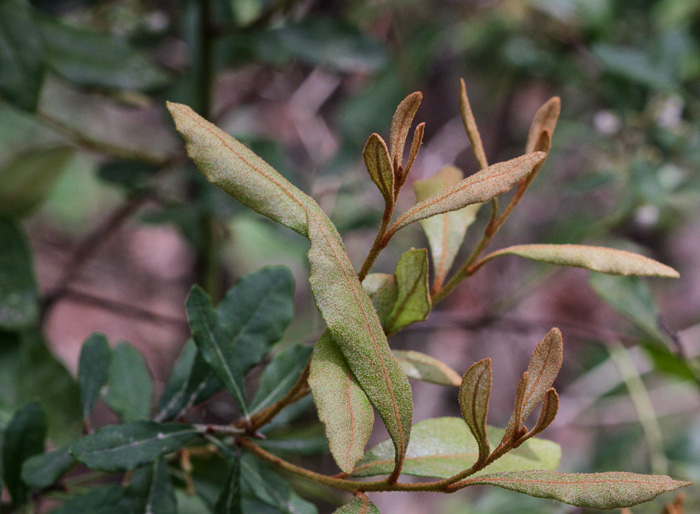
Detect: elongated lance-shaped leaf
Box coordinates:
(477, 244, 679, 278)
(169, 103, 413, 477)
(335, 494, 381, 513)
(363, 133, 394, 205)
(388, 152, 546, 235)
(414, 166, 480, 292)
(308, 332, 375, 473)
(394, 350, 461, 386)
(216, 453, 242, 514)
(121, 458, 177, 514)
(78, 333, 111, 420)
(525, 388, 559, 440)
(503, 371, 529, 445)
(402, 122, 425, 185)
(251, 344, 313, 414)
(352, 418, 560, 479)
(526, 97, 561, 154)
(390, 92, 422, 168)
(462, 470, 690, 510)
(459, 359, 492, 462)
(386, 248, 431, 334)
(362, 273, 398, 325)
(459, 79, 488, 169)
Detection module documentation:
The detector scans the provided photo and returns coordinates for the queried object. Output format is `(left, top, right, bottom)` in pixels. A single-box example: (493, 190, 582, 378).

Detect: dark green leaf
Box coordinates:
(3, 402, 46, 505)
(0, 213, 39, 330)
(362, 273, 397, 325)
(352, 417, 560, 479)
(258, 425, 329, 457)
(216, 453, 241, 514)
(466, 470, 690, 509)
(459, 359, 492, 463)
(78, 333, 111, 420)
(104, 342, 153, 422)
(120, 458, 176, 514)
(385, 248, 431, 333)
(251, 345, 312, 413)
(334, 495, 380, 513)
(98, 159, 158, 191)
(21, 444, 75, 489)
(71, 421, 201, 472)
(393, 350, 461, 386)
(51, 485, 125, 514)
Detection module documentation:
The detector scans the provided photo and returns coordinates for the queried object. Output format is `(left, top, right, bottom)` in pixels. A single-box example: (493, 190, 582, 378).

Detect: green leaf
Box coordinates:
(308, 332, 374, 473)
(70, 421, 201, 472)
(394, 350, 461, 386)
(459, 359, 492, 462)
(352, 417, 560, 479)
(479, 244, 679, 278)
(390, 92, 422, 167)
(78, 333, 111, 421)
(592, 44, 677, 91)
(0, 147, 75, 216)
(3, 402, 46, 504)
(21, 444, 75, 489)
(389, 152, 546, 235)
(385, 248, 431, 333)
(258, 425, 329, 457)
(362, 273, 397, 325)
(0, 213, 39, 330)
(186, 286, 249, 417)
(465, 470, 690, 509)
(525, 97, 561, 155)
(334, 495, 381, 513)
(0, 0, 44, 111)
(120, 458, 177, 514)
(51, 485, 125, 514)
(216, 453, 242, 514)
(414, 166, 480, 292)
(169, 103, 413, 477)
(363, 133, 394, 204)
(251, 344, 312, 413)
(104, 342, 153, 422)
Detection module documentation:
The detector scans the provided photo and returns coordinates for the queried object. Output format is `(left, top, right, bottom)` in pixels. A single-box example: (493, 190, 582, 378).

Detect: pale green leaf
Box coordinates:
(334, 495, 380, 513)
(385, 248, 431, 333)
(390, 92, 422, 166)
(103, 342, 153, 422)
(362, 273, 397, 325)
(414, 166, 480, 291)
(479, 244, 679, 278)
(459, 359, 492, 462)
(394, 350, 461, 386)
(352, 417, 560, 479)
(77, 333, 111, 420)
(308, 332, 374, 474)
(389, 152, 546, 235)
(465, 470, 690, 509)
(363, 133, 393, 203)
(251, 344, 313, 413)
(526, 97, 561, 154)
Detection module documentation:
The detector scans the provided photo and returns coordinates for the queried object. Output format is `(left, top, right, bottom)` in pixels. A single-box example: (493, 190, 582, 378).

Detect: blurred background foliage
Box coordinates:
(1, 0, 699, 512)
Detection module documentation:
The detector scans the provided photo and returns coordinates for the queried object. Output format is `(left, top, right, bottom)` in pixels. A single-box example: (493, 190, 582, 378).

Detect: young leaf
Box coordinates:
(390, 92, 422, 167)
(3, 402, 47, 505)
(459, 79, 488, 169)
(402, 122, 426, 183)
(478, 244, 679, 278)
(526, 388, 559, 439)
(216, 453, 242, 514)
(385, 248, 431, 334)
(464, 470, 690, 509)
(388, 152, 546, 235)
(526, 97, 561, 154)
(521, 328, 563, 421)
(414, 166, 480, 291)
(251, 344, 313, 413)
(308, 332, 374, 474)
(104, 342, 153, 422)
(77, 333, 111, 420)
(393, 350, 461, 386)
(352, 418, 560, 479)
(21, 444, 75, 489)
(362, 273, 398, 325)
(335, 495, 381, 513)
(363, 133, 394, 204)
(70, 421, 201, 472)
(503, 371, 529, 444)
(186, 285, 249, 417)
(120, 458, 177, 514)
(459, 359, 492, 462)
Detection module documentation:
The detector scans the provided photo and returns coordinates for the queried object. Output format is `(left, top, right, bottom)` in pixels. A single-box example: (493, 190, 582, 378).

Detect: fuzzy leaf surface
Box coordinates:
(308, 332, 374, 473)
(521, 328, 563, 420)
(394, 350, 461, 386)
(526, 97, 561, 154)
(103, 342, 153, 422)
(391, 152, 546, 234)
(21, 444, 75, 489)
(386, 248, 431, 333)
(363, 134, 394, 203)
(465, 470, 690, 509)
(362, 273, 397, 325)
(70, 421, 201, 472)
(352, 417, 560, 478)
(459, 359, 492, 462)
(414, 165, 480, 290)
(251, 344, 313, 413)
(77, 333, 111, 420)
(481, 244, 679, 278)
(390, 92, 422, 165)
(335, 495, 381, 513)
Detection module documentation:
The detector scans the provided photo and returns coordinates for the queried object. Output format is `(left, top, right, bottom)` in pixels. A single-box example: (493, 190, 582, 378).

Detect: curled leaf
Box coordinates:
(477, 244, 679, 278)
(363, 133, 394, 205)
(390, 92, 422, 167)
(503, 371, 529, 444)
(388, 152, 546, 236)
(459, 79, 488, 169)
(402, 122, 425, 184)
(526, 388, 559, 440)
(459, 359, 492, 462)
(385, 248, 431, 334)
(526, 97, 561, 154)
(394, 350, 461, 386)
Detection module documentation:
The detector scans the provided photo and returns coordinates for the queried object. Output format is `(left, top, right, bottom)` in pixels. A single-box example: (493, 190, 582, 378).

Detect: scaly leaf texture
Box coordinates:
(169, 102, 413, 477)
(526, 97, 561, 154)
(352, 418, 560, 479)
(389, 92, 422, 167)
(479, 244, 679, 278)
(393, 350, 461, 386)
(414, 166, 480, 291)
(459, 359, 492, 462)
(389, 152, 546, 235)
(308, 332, 375, 473)
(334, 495, 381, 514)
(465, 471, 690, 510)
(363, 133, 394, 204)
(362, 273, 398, 325)
(386, 248, 431, 334)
